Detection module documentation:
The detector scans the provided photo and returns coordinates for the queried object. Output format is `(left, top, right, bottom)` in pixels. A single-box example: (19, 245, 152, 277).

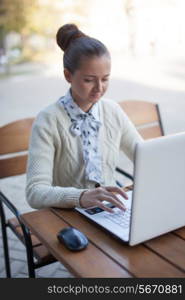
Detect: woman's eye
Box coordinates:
(84, 78, 109, 83)
(84, 79, 93, 83)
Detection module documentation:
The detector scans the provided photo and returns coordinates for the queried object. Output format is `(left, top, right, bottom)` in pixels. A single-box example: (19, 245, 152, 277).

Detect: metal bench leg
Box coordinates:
(0, 202, 11, 277)
(26, 249, 36, 278)
(0, 193, 36, 278)
(2, 226, 11, 277)
(22, 226, 36, 278)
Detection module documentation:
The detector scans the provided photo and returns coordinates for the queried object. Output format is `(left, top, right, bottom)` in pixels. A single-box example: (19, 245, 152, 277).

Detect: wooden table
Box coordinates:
(21, 207, 185, 278)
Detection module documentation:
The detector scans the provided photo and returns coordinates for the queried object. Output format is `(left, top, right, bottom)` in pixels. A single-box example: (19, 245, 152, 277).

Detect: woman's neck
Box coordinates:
(71, 91, 93, 112)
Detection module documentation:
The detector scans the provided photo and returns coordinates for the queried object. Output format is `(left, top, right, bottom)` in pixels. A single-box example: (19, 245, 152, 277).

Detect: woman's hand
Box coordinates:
(79, 186, 128, 213)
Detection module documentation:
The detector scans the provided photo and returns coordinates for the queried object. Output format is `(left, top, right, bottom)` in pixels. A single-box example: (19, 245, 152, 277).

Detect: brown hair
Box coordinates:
(56, 24, 110, 73)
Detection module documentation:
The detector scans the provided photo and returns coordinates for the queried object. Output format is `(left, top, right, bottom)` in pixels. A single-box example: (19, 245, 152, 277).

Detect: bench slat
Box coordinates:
(0, 118, 34, 154)
(145, 233, 185, 271)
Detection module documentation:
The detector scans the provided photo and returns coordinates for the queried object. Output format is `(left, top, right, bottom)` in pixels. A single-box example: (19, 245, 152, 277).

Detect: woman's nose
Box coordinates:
(95, 81, 103, 92)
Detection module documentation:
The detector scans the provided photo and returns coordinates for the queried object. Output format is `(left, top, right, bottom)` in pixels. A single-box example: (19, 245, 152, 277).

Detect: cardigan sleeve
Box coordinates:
(118, 107, 143, 161)
(26, 111, 87, 209)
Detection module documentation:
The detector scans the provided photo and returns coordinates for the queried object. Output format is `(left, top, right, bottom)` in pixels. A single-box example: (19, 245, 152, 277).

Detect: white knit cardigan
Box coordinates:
(26, 97, 143, 209)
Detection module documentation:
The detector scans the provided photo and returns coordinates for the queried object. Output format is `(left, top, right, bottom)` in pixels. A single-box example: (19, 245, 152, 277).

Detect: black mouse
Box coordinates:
(57, 227, 88, 251)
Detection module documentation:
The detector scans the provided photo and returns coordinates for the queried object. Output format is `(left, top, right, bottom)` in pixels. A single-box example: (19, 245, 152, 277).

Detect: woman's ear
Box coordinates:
(64, 68, 72, 83)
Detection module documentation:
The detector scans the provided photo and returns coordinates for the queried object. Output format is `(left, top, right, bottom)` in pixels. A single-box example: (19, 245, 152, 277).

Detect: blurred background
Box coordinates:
(1, 0, 185, 133)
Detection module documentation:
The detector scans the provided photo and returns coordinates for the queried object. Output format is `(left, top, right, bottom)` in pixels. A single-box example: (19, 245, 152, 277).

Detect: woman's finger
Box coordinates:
(102, 189, 125, 205)
(105, 186, 128, 199)
(98, 194, 126, 211)
(94, 200, 114, 213)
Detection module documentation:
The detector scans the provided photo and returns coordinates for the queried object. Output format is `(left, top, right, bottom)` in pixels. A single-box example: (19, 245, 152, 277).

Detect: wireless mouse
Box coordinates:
(57, 227, 88, 251)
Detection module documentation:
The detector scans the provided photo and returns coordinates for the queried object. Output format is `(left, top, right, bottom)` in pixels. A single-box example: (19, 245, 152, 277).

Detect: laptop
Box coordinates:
(76, 132, 185, 246)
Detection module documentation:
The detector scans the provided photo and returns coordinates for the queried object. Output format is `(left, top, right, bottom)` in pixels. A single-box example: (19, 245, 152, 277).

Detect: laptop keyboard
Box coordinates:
(104, 208, 131, 228)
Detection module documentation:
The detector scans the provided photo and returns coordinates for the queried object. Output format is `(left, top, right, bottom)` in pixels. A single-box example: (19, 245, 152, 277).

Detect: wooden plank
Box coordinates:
(138, 125, 162, 139)
(21, 209, 132, 278)
(0, 118, 34, 154)
(119, 101, 158, 126)
(173, 228, 185, 240)
(8, 217, 56, 264)
(33, 245, 56, 264)
(145, 233, 185, 272)
(0, 155, 27, 178)
(52, 208, 185, 278)
(9, 224, 42, 247)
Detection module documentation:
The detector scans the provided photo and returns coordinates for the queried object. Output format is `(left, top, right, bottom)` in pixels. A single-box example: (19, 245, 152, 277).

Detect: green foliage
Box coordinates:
(0, 0, 90, 37)
(0, 0, 38, 34)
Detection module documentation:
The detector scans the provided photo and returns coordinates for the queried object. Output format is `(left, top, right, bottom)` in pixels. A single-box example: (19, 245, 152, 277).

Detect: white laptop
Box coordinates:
(76, 132, 185, 246)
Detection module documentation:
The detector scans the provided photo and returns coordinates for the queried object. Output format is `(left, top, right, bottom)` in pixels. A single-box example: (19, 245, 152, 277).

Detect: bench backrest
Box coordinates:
(0, 118, 34, 178)
(119, 100, 164, 139)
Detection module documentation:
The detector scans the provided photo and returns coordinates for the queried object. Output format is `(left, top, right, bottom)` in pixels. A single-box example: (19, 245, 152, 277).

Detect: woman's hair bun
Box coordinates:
(56, 24, 86, 51)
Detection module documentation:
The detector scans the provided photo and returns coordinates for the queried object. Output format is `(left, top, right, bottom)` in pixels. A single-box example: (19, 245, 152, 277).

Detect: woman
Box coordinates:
(26, 24, 143, 212)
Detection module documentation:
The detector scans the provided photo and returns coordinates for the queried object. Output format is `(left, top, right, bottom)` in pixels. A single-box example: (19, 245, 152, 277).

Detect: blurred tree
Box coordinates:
(0, 0, 90, 64)
(123, 0, 136, 55)
(29, 0, 90, 37)
(0, 0, 37, 51)
(0, 0, 90, 43)
(0, 0, 38, 32)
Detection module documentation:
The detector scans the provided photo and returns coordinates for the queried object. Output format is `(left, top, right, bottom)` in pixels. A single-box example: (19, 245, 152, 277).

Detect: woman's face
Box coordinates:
(64, 54, 111, 112)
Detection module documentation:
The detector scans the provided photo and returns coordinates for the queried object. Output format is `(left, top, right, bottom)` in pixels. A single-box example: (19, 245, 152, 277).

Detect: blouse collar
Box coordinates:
(61, 89, 100, 122)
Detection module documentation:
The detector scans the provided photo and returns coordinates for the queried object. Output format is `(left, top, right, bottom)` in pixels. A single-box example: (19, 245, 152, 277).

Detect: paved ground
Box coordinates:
(1, 55, 185, 133)
(0, 55, 185, 277)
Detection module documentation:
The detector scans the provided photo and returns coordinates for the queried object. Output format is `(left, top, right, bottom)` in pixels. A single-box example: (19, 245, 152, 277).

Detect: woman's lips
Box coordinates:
(91, 93, 101, 98)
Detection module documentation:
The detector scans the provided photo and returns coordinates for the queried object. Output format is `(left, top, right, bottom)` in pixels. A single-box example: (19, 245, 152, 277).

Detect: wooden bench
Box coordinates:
(0, 118, 56, 278)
